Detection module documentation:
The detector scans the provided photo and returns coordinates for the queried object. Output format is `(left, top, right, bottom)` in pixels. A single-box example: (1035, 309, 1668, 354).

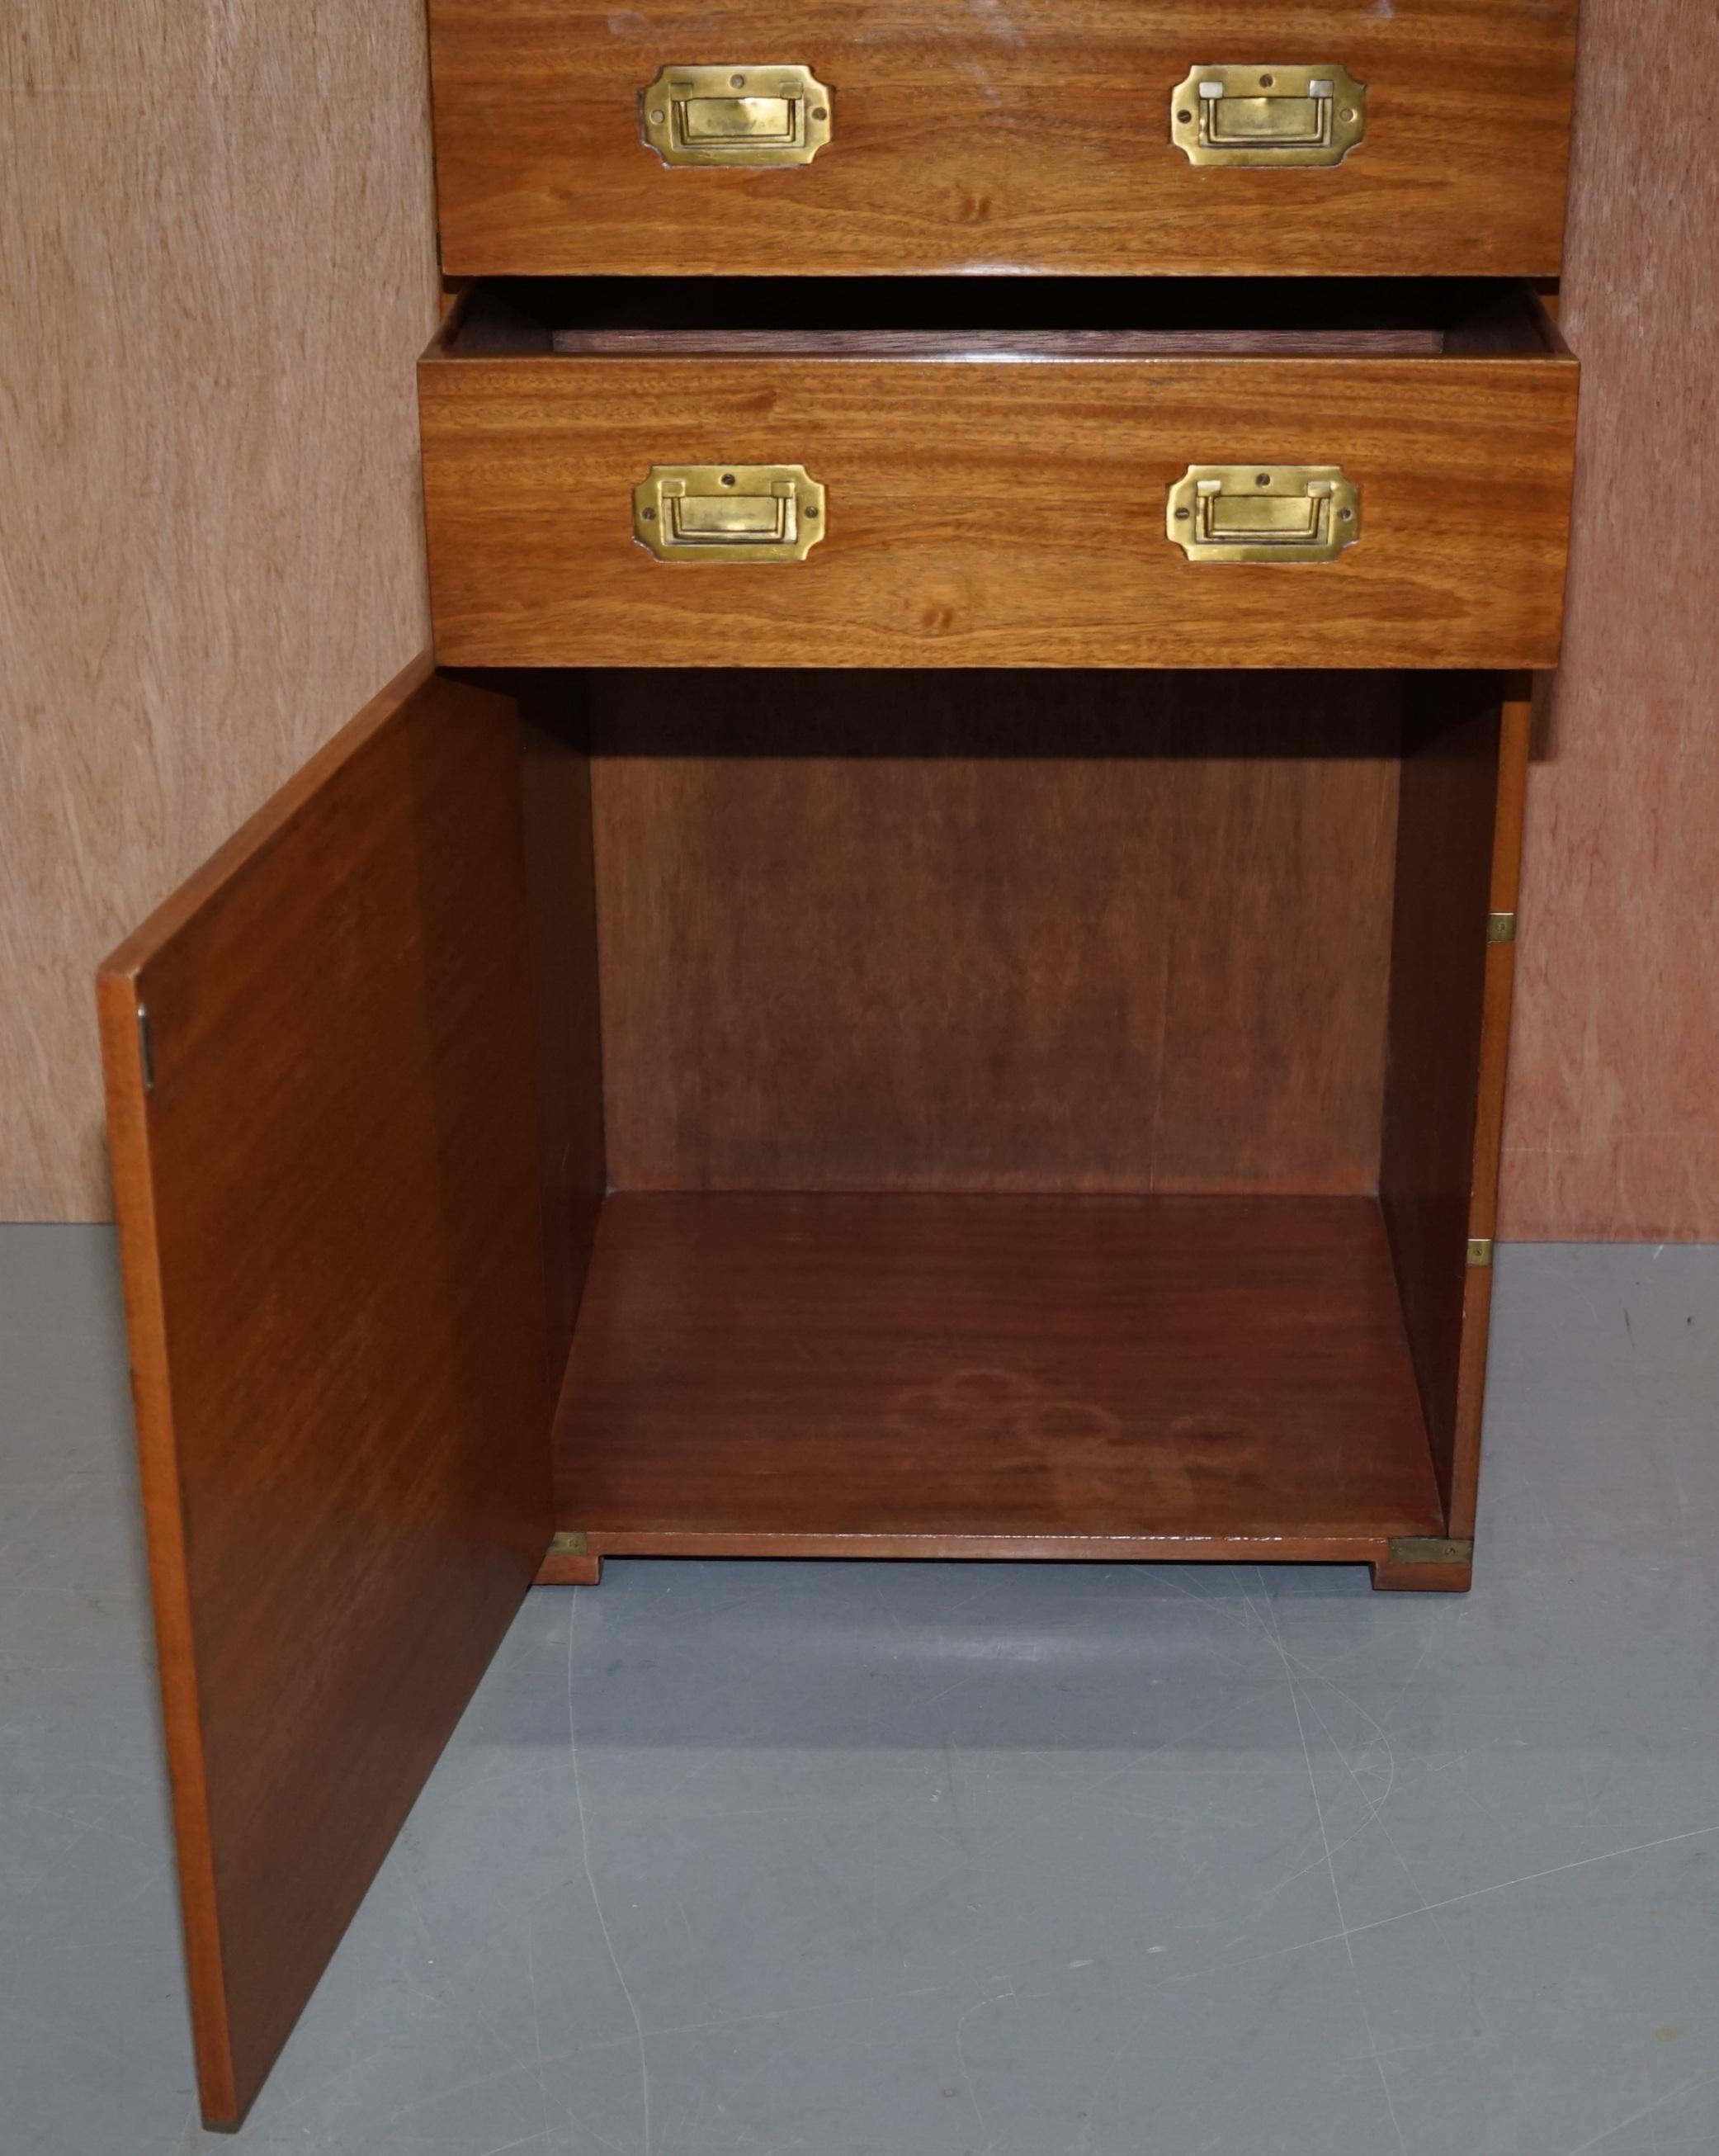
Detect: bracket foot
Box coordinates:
(1370, 1537, 1473, 1593)
(537, 1532, 602, 1586)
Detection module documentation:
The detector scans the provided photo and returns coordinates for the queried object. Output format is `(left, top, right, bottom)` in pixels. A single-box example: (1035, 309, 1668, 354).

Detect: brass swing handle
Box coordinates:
(635, 60, 1362, 169)
(628, 462, 1356, 565)
(1167, 466, 1362, 564)
(1170, 66, 1367, 167)
(632, 465, 828, 564)
(640, 65, 833, 167)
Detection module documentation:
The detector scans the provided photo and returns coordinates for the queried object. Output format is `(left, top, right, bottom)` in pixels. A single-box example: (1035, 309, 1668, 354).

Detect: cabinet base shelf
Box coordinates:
(548, 1191, 1453, 1582)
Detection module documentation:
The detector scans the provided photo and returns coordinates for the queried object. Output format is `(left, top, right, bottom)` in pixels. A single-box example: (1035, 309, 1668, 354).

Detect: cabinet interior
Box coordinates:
(523, 667, 1504, 1558)
(453, 274, 1562, 359)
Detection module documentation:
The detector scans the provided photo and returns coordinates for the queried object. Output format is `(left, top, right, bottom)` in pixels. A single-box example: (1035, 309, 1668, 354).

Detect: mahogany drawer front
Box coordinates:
(428, 0, 1577, 279)
(419, 305, 1577, 673)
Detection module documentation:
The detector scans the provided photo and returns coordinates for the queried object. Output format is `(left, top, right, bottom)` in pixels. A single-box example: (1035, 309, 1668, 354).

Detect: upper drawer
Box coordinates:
(419, 281, 1578, 672)
(427, 1, 1579, 278)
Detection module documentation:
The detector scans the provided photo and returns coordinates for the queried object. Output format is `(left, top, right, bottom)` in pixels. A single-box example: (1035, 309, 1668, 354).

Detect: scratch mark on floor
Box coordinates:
(568, 1586, 653, 2156)
(1552, 2060, 1719, 2156)
(953, 1992, 1000, 2156)
(1259, 1573, 1410, 2156)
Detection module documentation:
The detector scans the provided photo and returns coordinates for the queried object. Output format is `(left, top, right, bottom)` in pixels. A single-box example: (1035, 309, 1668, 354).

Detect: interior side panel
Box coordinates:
(1379, 673, 1507, 1518)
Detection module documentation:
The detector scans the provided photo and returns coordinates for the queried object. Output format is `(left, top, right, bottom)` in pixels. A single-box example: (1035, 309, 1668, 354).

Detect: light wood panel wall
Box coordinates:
(0, 2, 440, 1217)
(1500, 0, 1719, 1239)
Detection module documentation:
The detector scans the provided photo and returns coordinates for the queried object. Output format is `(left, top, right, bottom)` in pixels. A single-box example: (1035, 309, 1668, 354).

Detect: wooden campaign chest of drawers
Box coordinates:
(100, 0, 1582, 2130)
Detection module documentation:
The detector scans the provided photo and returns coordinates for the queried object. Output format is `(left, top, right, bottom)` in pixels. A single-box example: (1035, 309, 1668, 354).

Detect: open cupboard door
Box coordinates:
(97, 658, 555, 2129)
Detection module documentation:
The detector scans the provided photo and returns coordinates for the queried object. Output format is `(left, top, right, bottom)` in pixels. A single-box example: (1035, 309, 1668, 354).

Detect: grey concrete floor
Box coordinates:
(3, 1231, 1718, 2156)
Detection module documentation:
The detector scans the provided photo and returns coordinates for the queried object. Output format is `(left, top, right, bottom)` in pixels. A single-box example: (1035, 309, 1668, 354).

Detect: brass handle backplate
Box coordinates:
(641, 65, 833, 167)
(1170, 66, 1366, 167)
(1167, 466, 1361, 564)
(632, 464, 828, 564)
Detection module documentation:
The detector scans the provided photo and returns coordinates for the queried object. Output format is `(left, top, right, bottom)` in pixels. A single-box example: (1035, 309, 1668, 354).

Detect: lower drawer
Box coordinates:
(419, 281, 1578, 670)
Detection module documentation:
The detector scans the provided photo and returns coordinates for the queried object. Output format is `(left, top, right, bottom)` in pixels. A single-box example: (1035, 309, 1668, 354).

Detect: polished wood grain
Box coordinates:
(1450, 686, 1533, 1537)
(419, 307, 1578, 672)
(1150, 709, 1400, 1195)
(97, 660, 552, 2129)
(551, 329, 1452, 360)
(508, 674, 608, 1374)
(590, 670, 1400, 1194)
(541, 1544, 604, 1585)
(551, 1193, 1445, 1550)
(1369, 1548, 1474, 1593)
(545, 1530, 1423, 1570)
(428, 0, 1577, 277)
(1502, 0, 1719, 1239)
(1378, 678, 1496, 1526)
(1377, 676, 1530, 1539)
(0, 0, 439, 1220)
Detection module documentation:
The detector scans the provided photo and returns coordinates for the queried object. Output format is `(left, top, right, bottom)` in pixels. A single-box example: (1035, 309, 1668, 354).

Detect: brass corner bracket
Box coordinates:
(1386, 1537, 1475, 1566)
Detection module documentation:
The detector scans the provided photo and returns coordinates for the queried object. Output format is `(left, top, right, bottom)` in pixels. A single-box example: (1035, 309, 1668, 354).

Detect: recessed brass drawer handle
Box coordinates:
(640, 65, 833, 167)
(1167, 466, 1361, 564)
(1170, 65, 1366, 168)
(632, 464, 828, 564)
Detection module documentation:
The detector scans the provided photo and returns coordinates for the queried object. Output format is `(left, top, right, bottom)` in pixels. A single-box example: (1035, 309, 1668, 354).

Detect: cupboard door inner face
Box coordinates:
(97, 660, 554, 2129)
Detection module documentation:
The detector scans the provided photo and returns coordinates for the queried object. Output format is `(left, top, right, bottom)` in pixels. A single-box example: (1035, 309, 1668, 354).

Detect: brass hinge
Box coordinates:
(1386, 1536, 1475, 1566)
(1486, 911, 1518, 943)
(548, 1530, 588, 1557)
(136, 1005, 155, 1094)
(1466, 1236, 1494, 1267)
